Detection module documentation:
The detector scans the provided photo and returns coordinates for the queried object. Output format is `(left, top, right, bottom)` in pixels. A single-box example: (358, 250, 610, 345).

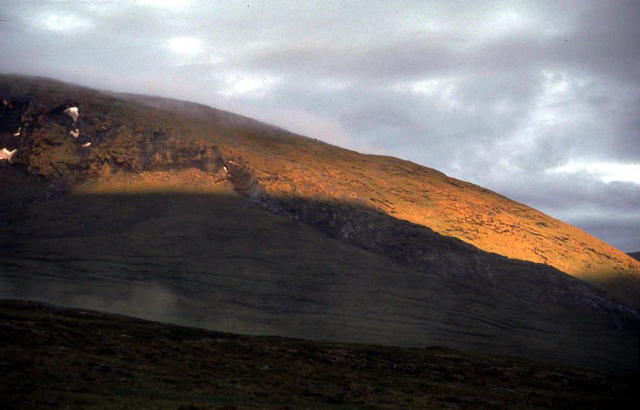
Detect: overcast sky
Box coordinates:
(1, 0, 639, 251)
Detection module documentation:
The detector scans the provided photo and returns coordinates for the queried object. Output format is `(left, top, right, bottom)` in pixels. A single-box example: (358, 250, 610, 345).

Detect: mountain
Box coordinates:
(2, 300, 636, 410)
(0, 74, 638, 374)
(630, 252, 640, 262)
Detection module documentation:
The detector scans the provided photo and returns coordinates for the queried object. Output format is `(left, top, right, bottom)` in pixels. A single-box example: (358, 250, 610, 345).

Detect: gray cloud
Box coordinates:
(1, 0, 638, 251)
(506, 177, 640, 252)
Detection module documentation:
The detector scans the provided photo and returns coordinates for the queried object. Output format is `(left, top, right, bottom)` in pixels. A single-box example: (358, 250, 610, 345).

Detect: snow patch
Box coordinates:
(13, 127, 21, 137)
(70, 129, 80, 138)
(0, 148, 17, 161)
(64, 106, 79, 122)
(82, 142, 91, 147)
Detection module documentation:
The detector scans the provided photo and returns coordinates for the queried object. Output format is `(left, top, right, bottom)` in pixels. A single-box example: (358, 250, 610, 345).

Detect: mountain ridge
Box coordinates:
(111, 82, 640, 308)
(1, 73, 638, 311)
(1, 74, 638, 374)
(1, 73, 636, 313)
(107, 78, 640, 307)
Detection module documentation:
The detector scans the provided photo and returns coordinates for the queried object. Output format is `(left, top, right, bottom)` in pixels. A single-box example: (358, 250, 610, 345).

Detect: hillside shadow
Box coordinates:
(1, 189, 638, 375)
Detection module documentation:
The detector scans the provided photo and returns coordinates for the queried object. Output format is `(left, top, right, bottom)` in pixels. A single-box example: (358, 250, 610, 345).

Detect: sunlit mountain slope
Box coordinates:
(1, 74, 638, 373)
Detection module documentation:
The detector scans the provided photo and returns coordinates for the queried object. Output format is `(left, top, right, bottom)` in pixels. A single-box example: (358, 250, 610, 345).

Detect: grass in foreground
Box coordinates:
(1, 300, 637, 410)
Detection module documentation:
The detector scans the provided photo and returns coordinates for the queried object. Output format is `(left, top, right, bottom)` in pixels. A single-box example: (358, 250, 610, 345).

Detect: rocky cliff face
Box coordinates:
(1, 74, 639, 312)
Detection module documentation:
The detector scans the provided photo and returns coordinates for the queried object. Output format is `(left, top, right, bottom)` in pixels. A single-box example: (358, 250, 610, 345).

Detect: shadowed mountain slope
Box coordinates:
(1, 167, 637, 373)
(0, 74, 638, 374)
(1, 74, 637, 306)
(109, 89, 640, 308)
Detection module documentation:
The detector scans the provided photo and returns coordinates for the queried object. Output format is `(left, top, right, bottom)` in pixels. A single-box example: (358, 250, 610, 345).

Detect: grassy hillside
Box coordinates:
(1, 167, 637, 374)
(1, 300, 637, 410)
(1, 74, 638, 306)
(1, 74, 638, 376)
(114, 87, 640, 307)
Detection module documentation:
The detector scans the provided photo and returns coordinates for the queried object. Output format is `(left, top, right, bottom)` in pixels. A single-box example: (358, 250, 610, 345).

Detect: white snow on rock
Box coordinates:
(70, 129, 80, 138)
(13, 127, 21, 137)
(82, 142, 91, 147)
(64, 106, 79, 122)
(0, 148, 17, 161)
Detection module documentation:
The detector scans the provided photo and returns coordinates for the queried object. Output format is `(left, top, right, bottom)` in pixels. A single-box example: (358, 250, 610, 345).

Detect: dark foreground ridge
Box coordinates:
(1, 300, 637, 410)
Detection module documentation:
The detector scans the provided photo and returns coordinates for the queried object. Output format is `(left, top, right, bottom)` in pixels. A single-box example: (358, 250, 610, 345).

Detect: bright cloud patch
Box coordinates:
(547, 161, 640, 184)
(527, 70, 577, 129)
(316, 78, 350, 92)
(480, 9, 532, 38)
(392, 77, 469, 112)
(218, 72, 281, 98)
(410, 78, 455, 97)
(137, 0, 193, 10)
(167, 37, 203, 57)
(38, 13, 92, 32)
(498, 69, 599, 170)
